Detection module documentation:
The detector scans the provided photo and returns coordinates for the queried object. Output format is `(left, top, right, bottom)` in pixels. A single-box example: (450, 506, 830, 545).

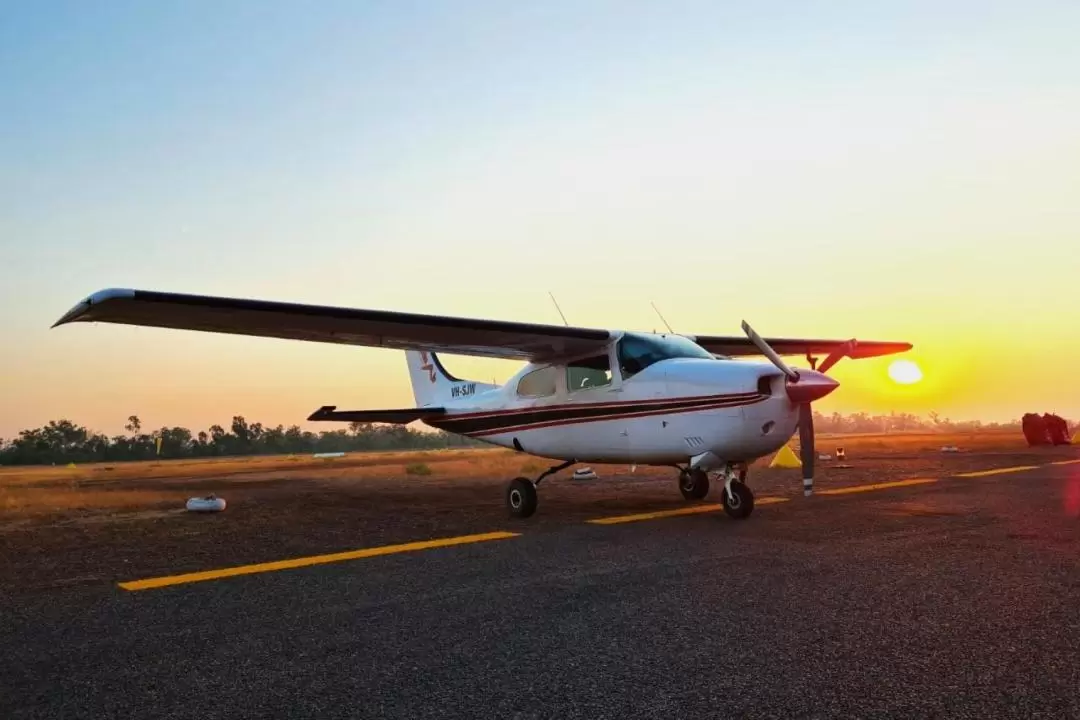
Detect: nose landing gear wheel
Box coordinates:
(506, 477, 538, 518)
(722, 479, 754, 519)
(678, 468, 710, 500)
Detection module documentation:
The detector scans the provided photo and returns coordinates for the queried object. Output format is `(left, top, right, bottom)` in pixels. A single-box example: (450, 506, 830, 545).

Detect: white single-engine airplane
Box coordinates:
(52, 289, 912, 520)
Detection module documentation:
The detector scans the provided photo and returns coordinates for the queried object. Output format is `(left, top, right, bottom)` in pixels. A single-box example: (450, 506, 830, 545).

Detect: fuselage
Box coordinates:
(426, 331, 818, 466)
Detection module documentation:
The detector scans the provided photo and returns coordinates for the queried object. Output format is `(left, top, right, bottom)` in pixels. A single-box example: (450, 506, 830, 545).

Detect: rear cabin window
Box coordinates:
(516, 366, 556, 397)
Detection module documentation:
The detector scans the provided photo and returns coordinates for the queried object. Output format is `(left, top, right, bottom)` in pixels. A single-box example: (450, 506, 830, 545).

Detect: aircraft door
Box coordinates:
(615, 336, 668, 462)
(565, 346, 630, 462)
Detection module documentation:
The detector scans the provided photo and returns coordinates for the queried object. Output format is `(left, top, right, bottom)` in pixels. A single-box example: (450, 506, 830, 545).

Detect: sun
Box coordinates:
(888, 359, 923, 385)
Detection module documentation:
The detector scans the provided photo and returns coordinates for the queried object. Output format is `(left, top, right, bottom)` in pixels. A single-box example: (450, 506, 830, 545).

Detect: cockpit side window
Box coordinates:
(566, 354, 612, 391)
(617, 335, 663, 380)
(516, 366, 556, 397)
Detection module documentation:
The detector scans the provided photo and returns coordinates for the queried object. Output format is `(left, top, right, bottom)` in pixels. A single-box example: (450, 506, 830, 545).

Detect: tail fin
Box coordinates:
(405, 350, 498, 407)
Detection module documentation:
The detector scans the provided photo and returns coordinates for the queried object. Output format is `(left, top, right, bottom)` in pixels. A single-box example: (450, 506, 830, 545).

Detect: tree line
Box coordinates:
(0, 415, 488, 466)
(811, 410, 1038, 435)
(0, 411, 1051, 466)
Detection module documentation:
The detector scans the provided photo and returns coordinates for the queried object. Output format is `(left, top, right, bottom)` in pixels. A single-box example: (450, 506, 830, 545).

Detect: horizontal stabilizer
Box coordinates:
(307, 405, 447, 424)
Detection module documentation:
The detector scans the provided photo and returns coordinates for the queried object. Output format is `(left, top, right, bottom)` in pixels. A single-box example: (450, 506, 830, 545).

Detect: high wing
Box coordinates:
(690, 335, 911, 360)
(51, 288, 612, 362)
(52, 288, 911, 362)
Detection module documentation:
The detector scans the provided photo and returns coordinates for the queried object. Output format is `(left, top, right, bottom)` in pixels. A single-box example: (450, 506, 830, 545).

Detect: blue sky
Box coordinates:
(2, 1, 1079, 437)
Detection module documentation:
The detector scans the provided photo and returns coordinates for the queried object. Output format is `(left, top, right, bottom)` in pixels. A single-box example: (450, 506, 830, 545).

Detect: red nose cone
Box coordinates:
(785, 370, 840, 404)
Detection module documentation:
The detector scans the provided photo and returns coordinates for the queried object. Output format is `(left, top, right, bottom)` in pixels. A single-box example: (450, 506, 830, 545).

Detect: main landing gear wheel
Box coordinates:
(506, 477, 538, 518)
(678, 468, 710, 500)
(504, 459, 575, 519)
(722, 480, 754, 519)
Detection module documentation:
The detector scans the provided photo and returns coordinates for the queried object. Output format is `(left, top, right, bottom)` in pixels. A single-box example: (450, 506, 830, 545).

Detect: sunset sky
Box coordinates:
(2, 1, 1079, 439)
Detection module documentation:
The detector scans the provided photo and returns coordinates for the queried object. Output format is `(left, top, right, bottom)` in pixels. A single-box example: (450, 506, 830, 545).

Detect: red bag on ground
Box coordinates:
(1022, 413, 1051, 446)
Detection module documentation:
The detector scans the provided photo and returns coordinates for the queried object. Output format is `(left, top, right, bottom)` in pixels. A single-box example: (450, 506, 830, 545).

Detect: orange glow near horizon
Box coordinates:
(3, 303, 1080, 439)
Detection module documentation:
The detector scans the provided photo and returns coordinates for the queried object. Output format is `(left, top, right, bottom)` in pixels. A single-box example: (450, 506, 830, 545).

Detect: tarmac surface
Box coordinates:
(6, 458, 1080, 718)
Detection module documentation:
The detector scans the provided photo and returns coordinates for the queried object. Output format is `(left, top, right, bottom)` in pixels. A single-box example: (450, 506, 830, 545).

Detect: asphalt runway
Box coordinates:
(6, 461, 1080, 719)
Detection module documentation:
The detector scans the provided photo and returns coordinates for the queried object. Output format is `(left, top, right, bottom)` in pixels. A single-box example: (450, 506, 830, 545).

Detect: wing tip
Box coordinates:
(307, 405, 338, 421)
(851, 341, 914, 359)
(50, 288, 137, 328)
(51, 302, 88, 328)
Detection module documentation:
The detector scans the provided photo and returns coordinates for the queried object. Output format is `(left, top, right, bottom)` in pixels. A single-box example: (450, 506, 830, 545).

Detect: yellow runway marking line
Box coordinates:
(1049, 459, 1080, 466)
(955, 465, 1039, 478)
(587, 497, 788, 525)
(118, 531, 521, 591)
(816, 478, 939, 496)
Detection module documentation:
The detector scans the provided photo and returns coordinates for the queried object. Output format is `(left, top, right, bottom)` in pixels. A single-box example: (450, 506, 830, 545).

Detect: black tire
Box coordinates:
(678, 469, 710, 500)
(722, 480, 754, 519)
(506, 477, 538, 518)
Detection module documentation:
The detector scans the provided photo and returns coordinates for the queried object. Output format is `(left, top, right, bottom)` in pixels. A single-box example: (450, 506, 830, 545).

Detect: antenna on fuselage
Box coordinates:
(549, 291, 569, 326)
(650, 301, 674, 334)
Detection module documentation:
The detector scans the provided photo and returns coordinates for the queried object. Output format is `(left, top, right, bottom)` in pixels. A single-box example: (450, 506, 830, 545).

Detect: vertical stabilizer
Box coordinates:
(405, 350, 498, 407)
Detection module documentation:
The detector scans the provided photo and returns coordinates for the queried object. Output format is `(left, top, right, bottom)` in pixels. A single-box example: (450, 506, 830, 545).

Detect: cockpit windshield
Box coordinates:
(616, 332, 717, 380)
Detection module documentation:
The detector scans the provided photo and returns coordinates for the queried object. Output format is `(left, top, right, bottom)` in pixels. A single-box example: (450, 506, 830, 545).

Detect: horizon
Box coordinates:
(3, 1, 1080, 438)
(3, 397, 1067, 444)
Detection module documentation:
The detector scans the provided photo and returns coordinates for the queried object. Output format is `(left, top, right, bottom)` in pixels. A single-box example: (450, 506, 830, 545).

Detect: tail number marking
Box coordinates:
(451, 383, 477, 398)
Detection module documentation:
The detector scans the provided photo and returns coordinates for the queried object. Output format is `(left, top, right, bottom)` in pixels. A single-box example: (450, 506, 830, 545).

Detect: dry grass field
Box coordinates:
(2, 429, 1076, 594)
(0, 430, 1038, 516)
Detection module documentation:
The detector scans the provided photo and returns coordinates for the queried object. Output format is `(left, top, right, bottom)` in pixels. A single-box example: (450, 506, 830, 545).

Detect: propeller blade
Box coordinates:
(740, 320, 799, 380)
(740, 321, 828, 498)
(799, 403, 815, 496)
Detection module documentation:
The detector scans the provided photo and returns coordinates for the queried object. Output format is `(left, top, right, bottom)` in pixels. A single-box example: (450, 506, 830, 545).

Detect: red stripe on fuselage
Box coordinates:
(464, 395, 768, 437)
(443, 391, 761, 422)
